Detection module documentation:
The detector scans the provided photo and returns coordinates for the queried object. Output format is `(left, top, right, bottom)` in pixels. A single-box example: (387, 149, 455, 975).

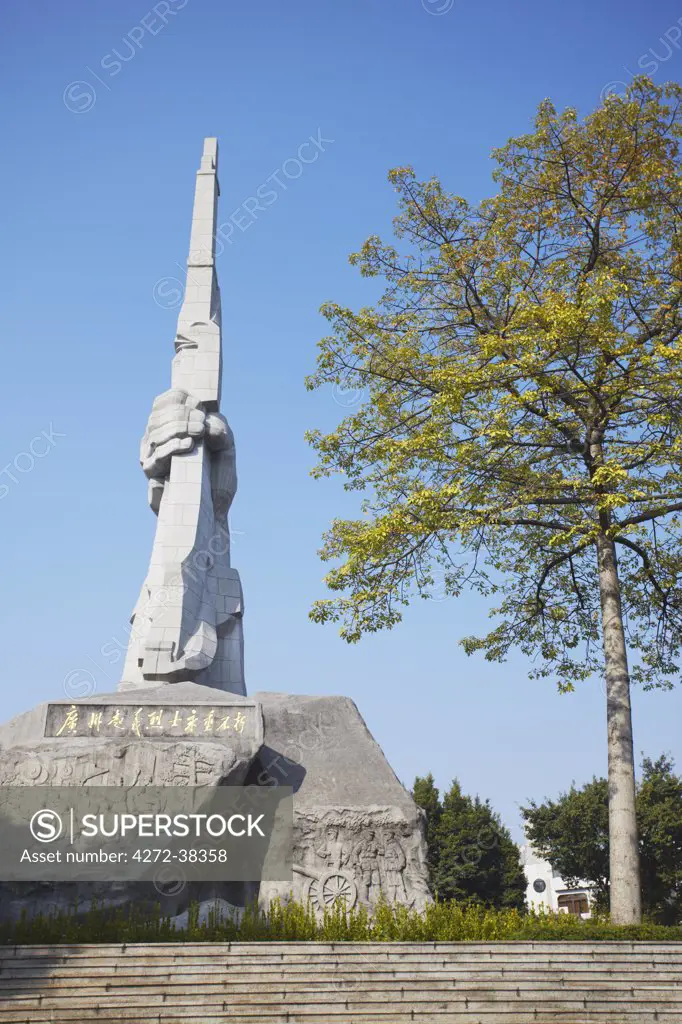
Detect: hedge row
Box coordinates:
(3, 898, 682, 944)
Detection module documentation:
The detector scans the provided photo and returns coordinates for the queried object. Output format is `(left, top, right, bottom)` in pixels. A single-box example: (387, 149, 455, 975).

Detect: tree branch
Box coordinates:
(620, 501, 682, 528)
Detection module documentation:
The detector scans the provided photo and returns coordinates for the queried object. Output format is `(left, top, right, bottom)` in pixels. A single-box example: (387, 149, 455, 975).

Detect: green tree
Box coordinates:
(412, 772, 442, 881)
(307, 79, 682, 923)
(522, 777, 610, 909)
(638, 755, 682, 923)
(413, 776, 526, 910)
(522, 756, 682, 922)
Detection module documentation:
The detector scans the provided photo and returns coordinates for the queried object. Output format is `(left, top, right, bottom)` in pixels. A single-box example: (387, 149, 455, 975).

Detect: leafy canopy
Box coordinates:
(413, 775, 526, 911)
(306, 78, 682, 691)
(412, 772, 441, 880)
(522, 756, 682, 923)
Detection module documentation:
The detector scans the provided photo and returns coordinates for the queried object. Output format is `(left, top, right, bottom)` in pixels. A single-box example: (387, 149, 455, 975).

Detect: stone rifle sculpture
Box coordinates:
(0, 139, 430, 919)
(120, 138, 245, 693)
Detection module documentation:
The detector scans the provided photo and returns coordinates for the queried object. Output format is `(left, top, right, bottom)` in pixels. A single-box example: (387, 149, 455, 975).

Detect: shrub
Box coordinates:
(2, 897, 681, 944)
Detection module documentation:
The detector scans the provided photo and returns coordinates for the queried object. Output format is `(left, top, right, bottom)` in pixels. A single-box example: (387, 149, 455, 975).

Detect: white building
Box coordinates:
(520, 844, 592, 918)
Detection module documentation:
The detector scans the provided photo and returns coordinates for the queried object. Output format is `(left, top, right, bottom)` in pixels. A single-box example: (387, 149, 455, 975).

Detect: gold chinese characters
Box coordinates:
(50, 704, 249, 739)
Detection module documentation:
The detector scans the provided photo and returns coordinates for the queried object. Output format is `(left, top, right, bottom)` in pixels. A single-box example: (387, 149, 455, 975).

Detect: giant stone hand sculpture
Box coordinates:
(120, 139, 245, 694)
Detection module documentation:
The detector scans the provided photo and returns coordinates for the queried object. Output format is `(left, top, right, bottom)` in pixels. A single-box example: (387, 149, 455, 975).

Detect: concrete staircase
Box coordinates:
(1, 942, 681, 1022)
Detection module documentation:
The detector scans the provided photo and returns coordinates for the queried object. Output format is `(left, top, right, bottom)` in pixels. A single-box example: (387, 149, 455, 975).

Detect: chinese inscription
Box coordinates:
(45, 704, 253, 740)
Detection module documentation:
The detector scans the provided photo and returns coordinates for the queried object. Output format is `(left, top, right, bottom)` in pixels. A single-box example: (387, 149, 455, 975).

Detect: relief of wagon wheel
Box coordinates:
(304, 870, 358, 910)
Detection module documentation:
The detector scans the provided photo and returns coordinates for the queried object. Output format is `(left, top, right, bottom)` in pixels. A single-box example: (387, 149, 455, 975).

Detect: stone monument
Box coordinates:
(0, 139, 430, 919)
(121, 137, 244, 693)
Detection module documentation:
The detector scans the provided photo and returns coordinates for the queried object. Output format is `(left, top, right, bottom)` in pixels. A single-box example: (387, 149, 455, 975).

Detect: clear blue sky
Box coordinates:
(2, 0, 681, 841)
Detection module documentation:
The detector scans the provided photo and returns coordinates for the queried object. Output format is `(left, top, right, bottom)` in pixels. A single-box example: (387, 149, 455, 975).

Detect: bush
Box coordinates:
(2, 898, 681, 944)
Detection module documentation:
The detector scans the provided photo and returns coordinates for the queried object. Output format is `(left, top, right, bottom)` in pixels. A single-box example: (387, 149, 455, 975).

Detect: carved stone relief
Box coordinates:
(273, 807, 431, 913)
(0, 741, 239, 788)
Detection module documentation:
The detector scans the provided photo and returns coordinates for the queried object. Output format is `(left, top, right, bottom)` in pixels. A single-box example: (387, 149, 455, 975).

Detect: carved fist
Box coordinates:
(140, 389, 229, 480)
(140, 389, 235, 514)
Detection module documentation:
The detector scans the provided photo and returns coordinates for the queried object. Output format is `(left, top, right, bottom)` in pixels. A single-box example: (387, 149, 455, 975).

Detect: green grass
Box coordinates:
(2, 899, 681, 944)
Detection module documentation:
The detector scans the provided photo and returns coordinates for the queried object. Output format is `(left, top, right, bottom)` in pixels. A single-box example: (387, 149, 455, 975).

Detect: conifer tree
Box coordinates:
(413, 776, 526, 909)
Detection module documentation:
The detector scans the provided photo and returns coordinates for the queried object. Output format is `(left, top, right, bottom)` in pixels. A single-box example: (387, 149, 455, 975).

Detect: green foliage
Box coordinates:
(412, 772, 442, 879)
(2, 898, 681, 944)
(306, 77, 682, 694)
(635, 755, 682, 924)
(413, 776, 526, 910)
(522, 776, 610, 909)
(522, 755, 682, 922)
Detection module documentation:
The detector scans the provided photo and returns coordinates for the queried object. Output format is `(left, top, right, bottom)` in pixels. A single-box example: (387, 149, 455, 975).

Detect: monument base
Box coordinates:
(252, 693, 431, 913)
(0, 683, 263, 922)
(0, 687, 430, 920)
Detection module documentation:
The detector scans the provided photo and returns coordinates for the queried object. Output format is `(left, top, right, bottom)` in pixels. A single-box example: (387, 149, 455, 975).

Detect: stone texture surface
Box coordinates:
(2, 942, 680, 1023)
(0, 689, 430, 918)
(251, 693, 431, 912)
(0, 681, 262, 758)
(0, 683, 261, 789)
(0, 683, 264, 922)
(121, 138, 245, 694)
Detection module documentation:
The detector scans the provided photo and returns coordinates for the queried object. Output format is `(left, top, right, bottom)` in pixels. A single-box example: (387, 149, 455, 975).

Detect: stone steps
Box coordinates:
(4, 976, 682, 988)
(1, 942, 680, 1023)
(4, 942, 680, 957)
(1, 1012, 682, 1022)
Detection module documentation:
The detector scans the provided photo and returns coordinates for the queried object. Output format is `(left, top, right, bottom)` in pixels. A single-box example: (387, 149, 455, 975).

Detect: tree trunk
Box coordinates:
(596, 531, 642, 924)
